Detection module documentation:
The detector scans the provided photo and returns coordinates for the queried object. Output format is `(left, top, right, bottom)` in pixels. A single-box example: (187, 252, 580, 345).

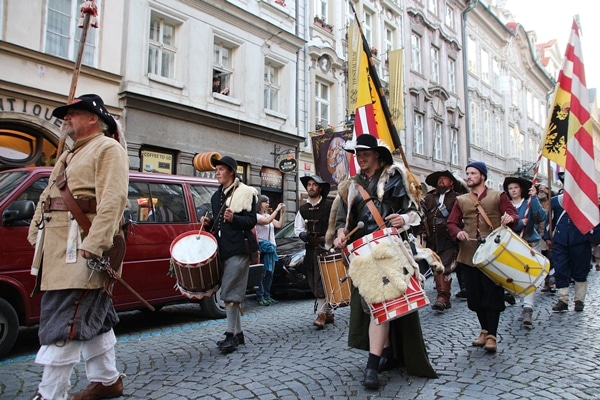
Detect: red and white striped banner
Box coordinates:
(561, 17, 599, 234)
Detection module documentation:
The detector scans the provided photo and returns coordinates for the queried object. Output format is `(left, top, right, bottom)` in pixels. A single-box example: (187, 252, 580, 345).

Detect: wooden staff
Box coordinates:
(56, 2, 97, 158)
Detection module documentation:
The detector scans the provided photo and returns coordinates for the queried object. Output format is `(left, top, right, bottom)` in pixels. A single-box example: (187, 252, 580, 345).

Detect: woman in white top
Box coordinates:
(255, 195, 285, 305)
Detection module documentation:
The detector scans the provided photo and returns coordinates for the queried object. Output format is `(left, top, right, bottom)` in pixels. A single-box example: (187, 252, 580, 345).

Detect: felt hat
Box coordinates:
(503, 176, 532, 199)
(466, 161, 488, 179)
(52, 94, 117, 135)
(425, 170, 467, 194)
(300, 175, 331, 198)
(212, 155, 237, 173)
(344, 134, 393, 166)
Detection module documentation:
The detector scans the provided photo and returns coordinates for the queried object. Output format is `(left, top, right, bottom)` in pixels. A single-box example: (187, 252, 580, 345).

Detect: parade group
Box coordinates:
(28, 95, 599, 399)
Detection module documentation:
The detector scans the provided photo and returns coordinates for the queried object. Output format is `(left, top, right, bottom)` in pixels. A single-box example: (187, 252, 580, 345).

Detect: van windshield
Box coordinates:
(0, 171, 29, 202)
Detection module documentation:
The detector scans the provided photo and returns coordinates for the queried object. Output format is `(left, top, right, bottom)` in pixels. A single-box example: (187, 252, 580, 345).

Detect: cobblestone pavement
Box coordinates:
(2, 270, 600, 399)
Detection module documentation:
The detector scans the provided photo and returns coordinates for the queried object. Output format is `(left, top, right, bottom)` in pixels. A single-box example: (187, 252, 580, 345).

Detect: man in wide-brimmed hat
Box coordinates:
(28, 94, 129, 399)
(422, 170, 467, 311)
(294, 175, 334, 328)
(328, 134, 437, 389)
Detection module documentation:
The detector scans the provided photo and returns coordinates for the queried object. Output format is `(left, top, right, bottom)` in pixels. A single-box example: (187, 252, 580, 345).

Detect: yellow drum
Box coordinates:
(472, 226, 550, 296)
(318, 252, 351, 309)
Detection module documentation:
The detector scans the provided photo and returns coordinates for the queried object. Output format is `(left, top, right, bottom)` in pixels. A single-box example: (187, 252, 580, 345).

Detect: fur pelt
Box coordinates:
(223, 178, 258, 213)
(324, 163, 423, 248)
(348, 239, 419, 304)
(405, 239, 445, 276)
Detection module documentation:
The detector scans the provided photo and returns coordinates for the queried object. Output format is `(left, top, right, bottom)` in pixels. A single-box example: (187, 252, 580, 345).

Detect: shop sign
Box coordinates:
(278, 158, 297, 173)
(260, 167, 283, 192)
(141, 149, 174, 174)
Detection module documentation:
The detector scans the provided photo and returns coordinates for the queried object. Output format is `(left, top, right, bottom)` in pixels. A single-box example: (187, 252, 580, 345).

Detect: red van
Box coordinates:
(0, 167, 263, 358)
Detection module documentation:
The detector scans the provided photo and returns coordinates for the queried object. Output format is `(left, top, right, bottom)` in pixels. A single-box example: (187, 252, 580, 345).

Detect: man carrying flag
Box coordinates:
(540, 16, 600, 312)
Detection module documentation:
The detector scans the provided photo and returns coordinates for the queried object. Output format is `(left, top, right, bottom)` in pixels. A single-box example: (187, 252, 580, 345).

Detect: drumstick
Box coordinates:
(329, 221, 365, 253)
(197, 211, 208, 239)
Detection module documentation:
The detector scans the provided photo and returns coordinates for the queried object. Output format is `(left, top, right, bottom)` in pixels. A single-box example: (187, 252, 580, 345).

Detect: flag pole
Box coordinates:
(349, 2, 409, 170)
(55, 1, 97, 158)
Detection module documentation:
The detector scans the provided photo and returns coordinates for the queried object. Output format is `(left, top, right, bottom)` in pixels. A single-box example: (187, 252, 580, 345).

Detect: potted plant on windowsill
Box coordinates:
(371, 46, 378, 57)
(314, 15, 324, 27)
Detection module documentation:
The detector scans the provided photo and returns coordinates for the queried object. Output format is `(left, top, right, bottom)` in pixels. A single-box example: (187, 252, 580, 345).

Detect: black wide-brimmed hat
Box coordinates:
(211, 155, 238, 173)
(52, 94, 117, 135)
(300, 175, 330, 198)
(503, 176, 532, 199)
(344, 134, 393, 166)
(425, 170, 467, 193)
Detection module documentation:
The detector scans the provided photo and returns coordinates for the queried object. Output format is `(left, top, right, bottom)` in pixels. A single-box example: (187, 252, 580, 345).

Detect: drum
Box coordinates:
(343, 227, 401, 264)
(170, 231, 220, 299)
(318, 252, 351, 308)
(472, 226, 550, 296)
(369, 274, 429, 325)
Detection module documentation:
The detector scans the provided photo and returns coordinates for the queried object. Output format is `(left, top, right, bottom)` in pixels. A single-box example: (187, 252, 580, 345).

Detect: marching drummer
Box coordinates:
(294, 175, 334, 328)
(330, 134, 437, 390)
(446, 161, 518, 353)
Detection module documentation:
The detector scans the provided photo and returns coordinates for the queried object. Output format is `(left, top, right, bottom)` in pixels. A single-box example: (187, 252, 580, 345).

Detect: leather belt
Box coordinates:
(44, 196, 97, 213)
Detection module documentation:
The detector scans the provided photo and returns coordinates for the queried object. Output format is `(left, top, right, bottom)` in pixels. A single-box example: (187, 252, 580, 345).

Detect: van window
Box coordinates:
(191, 184, 217, 220)
(128, 181, 188, 222)
(0, 171, 30, 201)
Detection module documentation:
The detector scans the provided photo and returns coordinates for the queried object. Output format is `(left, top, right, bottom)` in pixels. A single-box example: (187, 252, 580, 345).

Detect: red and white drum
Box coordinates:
(170, 231, 220, 299)
(369, 274, 429, 325)
(318, 252, 351, 309)
(343, 227, 401, 264)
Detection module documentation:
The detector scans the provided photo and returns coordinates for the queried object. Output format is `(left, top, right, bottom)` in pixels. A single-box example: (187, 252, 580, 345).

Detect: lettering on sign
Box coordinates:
(260, 167, 283, 192)
(0, 96, 63, 127)
(141, 150, 174, 174)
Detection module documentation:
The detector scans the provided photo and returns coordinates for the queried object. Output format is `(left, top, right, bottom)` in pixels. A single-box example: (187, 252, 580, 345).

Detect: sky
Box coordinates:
(505, 0, 599, 92)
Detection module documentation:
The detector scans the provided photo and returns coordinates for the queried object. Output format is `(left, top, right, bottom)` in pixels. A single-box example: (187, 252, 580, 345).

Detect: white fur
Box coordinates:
(223, 178, 258, 213)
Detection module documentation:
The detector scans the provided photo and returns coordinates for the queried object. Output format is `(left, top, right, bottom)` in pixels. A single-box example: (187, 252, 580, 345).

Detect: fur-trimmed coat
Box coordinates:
(209, 178, 258, 261)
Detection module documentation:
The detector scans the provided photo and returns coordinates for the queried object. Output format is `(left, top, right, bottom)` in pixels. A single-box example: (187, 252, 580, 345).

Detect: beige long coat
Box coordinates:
(28, 132, 128, 290)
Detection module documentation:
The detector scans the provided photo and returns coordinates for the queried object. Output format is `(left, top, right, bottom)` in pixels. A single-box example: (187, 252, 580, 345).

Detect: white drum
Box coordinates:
(472, 226, 550, 296)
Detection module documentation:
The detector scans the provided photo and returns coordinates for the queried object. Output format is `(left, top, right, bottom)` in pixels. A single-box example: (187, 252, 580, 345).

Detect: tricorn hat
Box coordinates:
(212, 155, 238, 173)
(503, 176, 532, 199)
(300, 175, 331, 198)
(52, 94, 117, 135)
(425, 170, 467, 193)
(344, 134, 393, 166)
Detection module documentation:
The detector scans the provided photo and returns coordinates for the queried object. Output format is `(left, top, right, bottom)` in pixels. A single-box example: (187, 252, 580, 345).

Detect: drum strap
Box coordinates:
(470, 192, 496, 231)
(356, 184, 386, 230)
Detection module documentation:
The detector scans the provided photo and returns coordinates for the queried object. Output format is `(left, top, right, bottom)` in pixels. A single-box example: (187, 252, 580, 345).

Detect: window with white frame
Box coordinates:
(315, 0, 328, 21)
(492, 58, 501, 90)
(509, 125, 518, 157)
(534, 97, 540, 125)
(448, 58, 456, 92)
(213, 39, 235, 93)
(433, 121, 443, 160)
(445, 5, 455, 30)
(264, 61, 280, 112)
(467, 37, 477, 75)
(148, 13, 177, 79)
(483, 110, 491, 150)
(428, 0, 438, 16)
(470, 102, 480, 146)
(413, 113, 424, 155)
(481, 49, 489, 84)
(511, 77, 519, 107)
(526, 90, 533, 119)
(451, 128, 459, 165)
(45, 0, 98, 66)
(315, 81, 330, 127)
(495, 116, 503, 156)
(411, 33, 422, 73)
(430, 47, 440, 83)
(385, 27, 394, 63)
(363, 11, 373, 44)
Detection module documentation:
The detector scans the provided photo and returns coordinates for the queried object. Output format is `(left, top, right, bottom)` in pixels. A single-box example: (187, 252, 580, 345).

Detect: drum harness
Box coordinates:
(470, 192, 497, 244)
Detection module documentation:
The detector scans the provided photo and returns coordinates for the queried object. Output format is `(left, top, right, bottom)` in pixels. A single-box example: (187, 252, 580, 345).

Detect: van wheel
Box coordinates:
(199, 287, 226, 319)
(0, 298, 19, 358)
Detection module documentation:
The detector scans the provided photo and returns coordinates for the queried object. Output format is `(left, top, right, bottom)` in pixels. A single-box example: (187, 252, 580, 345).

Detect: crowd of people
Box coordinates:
(27, 105, 599, 398)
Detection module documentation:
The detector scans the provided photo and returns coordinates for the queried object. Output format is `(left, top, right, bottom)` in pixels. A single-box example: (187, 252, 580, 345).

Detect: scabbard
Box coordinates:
(106, 268, 155, 312)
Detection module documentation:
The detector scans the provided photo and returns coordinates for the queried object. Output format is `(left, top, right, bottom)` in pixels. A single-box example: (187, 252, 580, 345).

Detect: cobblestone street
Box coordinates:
(2, 270, 600, 399)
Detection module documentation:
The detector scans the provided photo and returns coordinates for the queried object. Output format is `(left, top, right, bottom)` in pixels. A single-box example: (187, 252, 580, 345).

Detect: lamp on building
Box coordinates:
(345, 113, 355, 131)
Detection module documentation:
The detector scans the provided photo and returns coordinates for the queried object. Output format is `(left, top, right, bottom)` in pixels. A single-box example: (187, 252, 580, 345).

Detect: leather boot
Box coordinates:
(484, 335, 497, 353)
(431, 274, 452, 311)
(325, 314, 335, 324)
(70, 376, 124, 400)
(472, 330, 488, 347)
(313, 313, 327, 329)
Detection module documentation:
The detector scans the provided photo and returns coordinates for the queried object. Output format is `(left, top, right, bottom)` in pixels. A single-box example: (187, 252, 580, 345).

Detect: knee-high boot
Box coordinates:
(432, 274, 452, 310)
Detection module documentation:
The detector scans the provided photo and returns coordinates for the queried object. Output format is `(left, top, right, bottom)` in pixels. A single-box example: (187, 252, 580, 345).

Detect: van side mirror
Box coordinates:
(2, 200, 36, 226)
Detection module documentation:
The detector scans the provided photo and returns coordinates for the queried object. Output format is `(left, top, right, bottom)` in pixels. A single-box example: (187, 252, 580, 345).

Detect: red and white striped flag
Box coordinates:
(560, 17, 599, 234)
